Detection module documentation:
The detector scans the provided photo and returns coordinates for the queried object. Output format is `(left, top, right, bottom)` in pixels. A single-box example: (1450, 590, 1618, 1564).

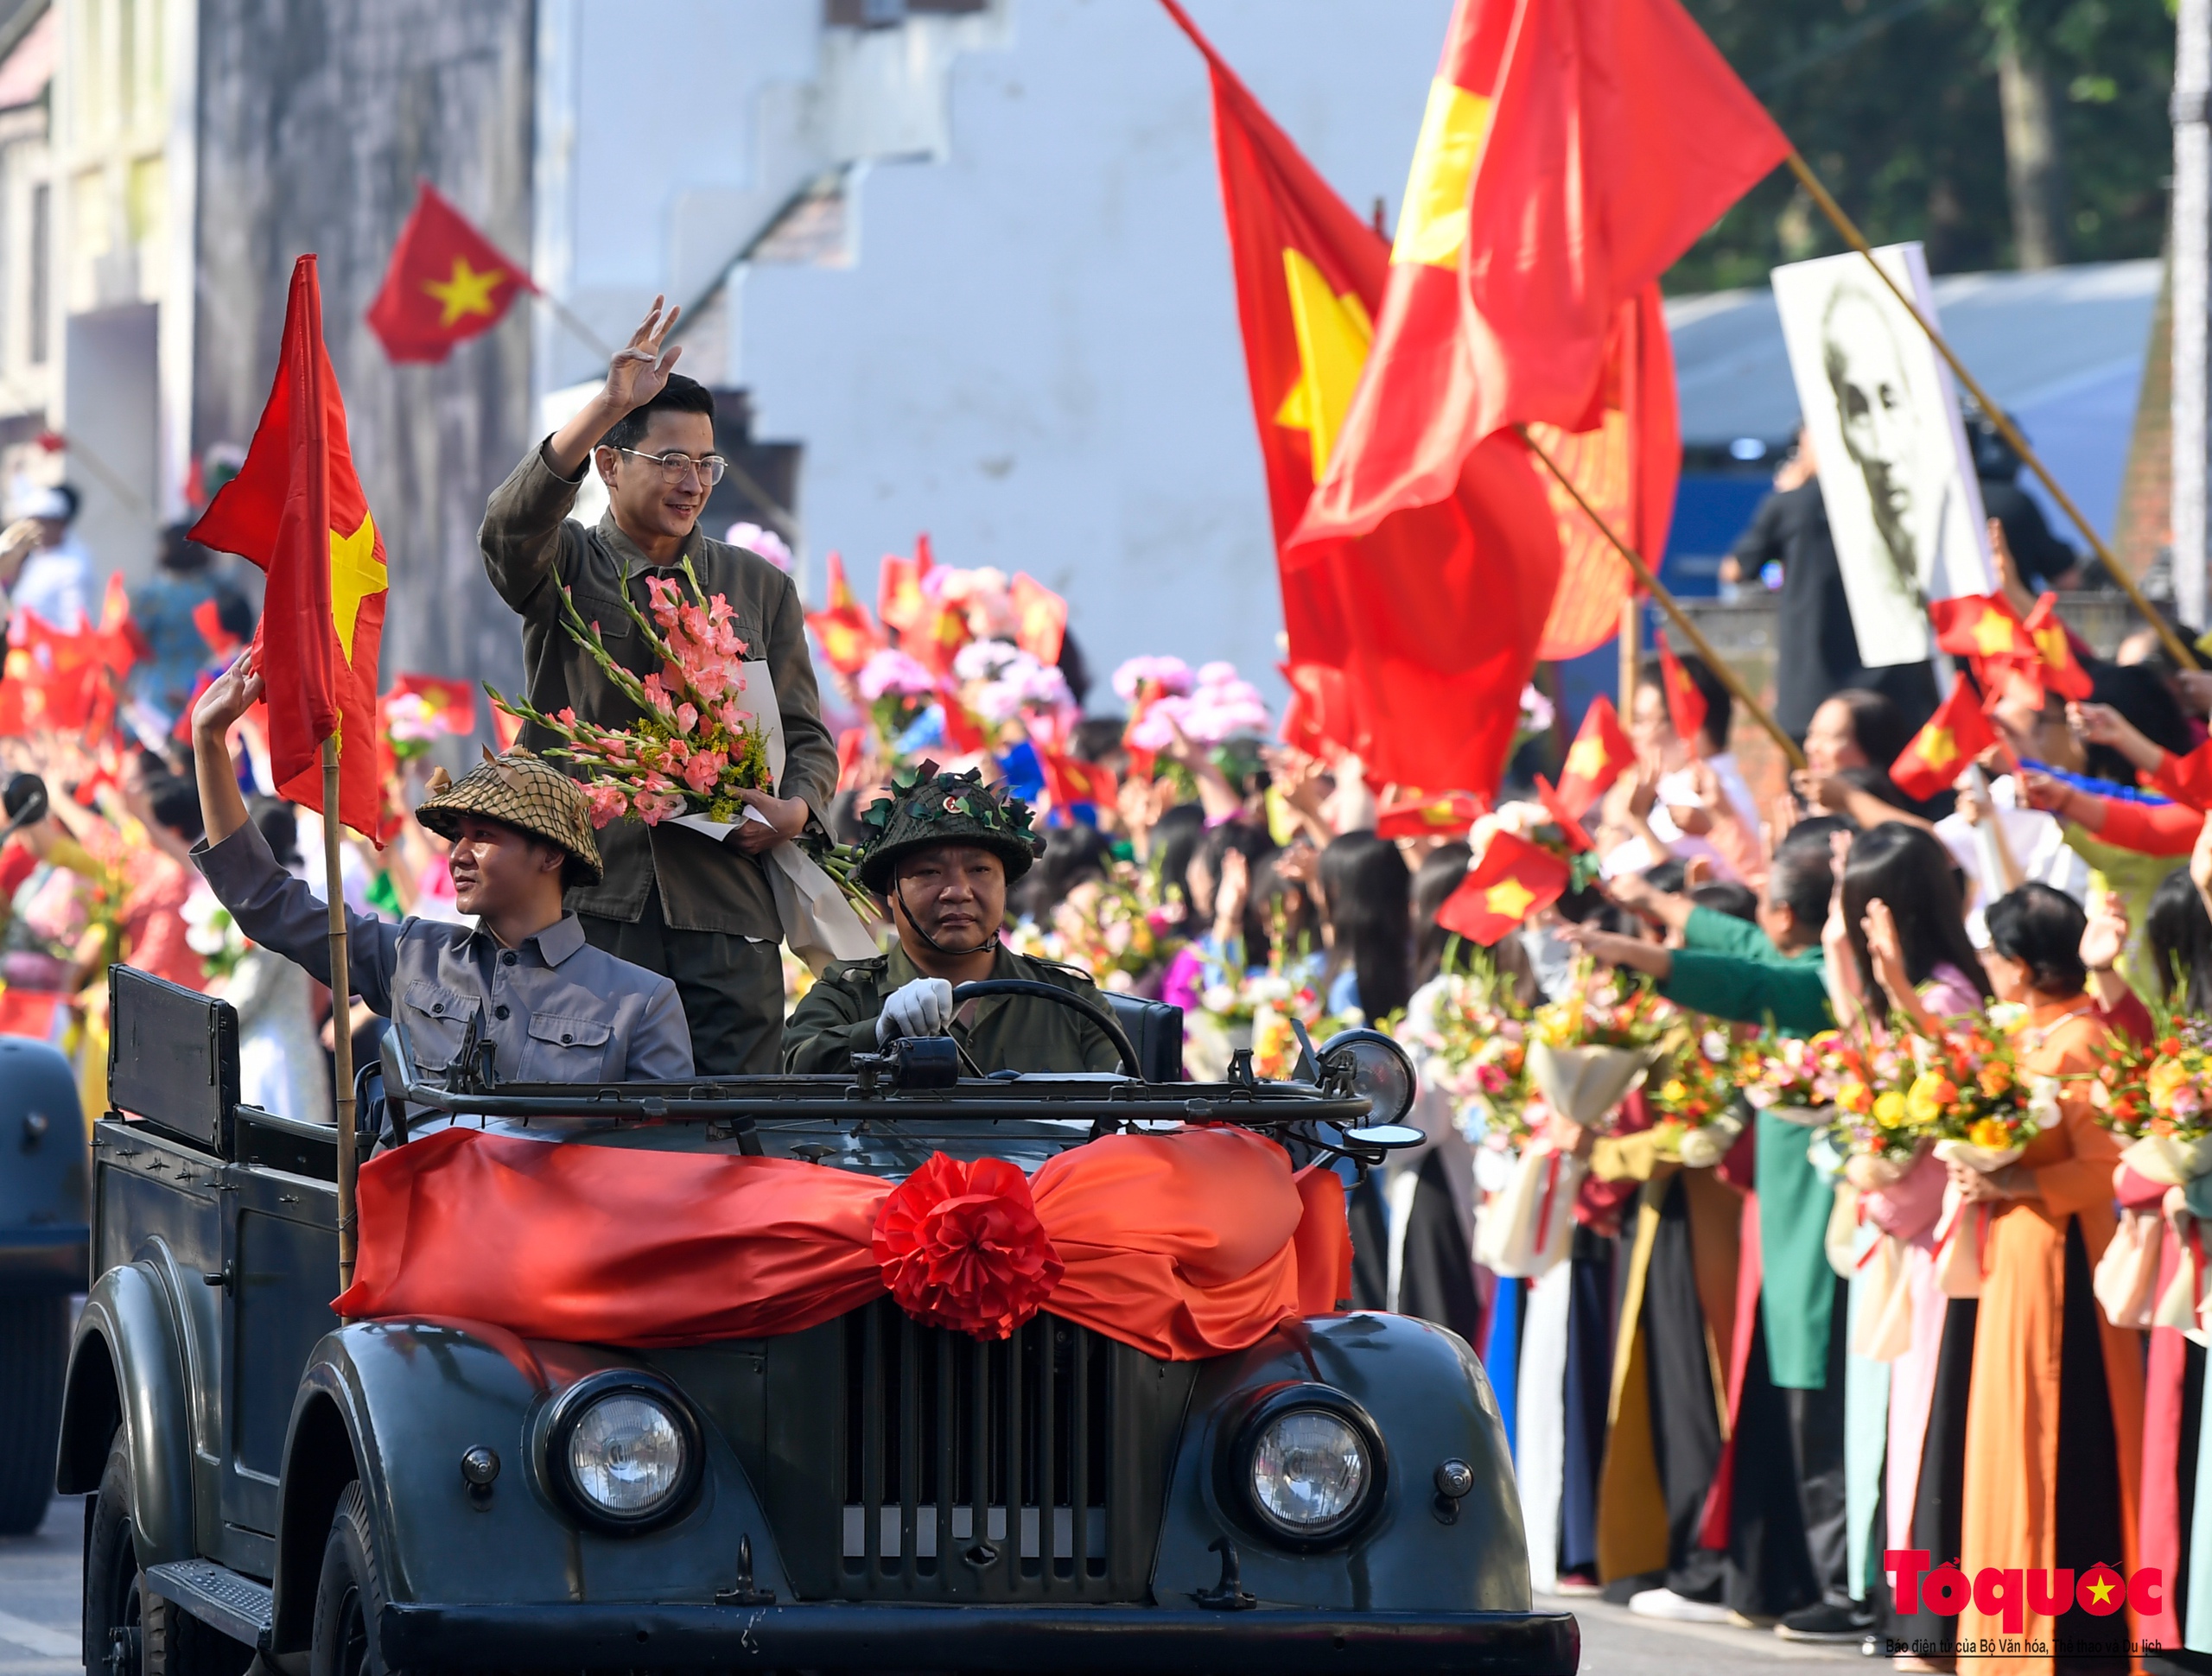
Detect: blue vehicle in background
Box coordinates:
(0, 771, 89, 1533)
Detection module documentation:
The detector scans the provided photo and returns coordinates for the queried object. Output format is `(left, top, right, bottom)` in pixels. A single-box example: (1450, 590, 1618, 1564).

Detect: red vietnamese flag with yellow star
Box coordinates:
(1156, 0, 1385, 768)
(1288, 0, 1784, 651)
(805, 552, 883, 676)
(192, 255, 387, 839)
(1927, 593, 2029, 667)
(2021, 593, 2095, 701)
(1010, 573, 1067, 665)
(1553, 695, 1634, 818)
(1376, 790, 1486, 841)
(1656, 636, 1708, 755)
(1436, 829, 1571, 945)
(1890, 681, 1997, 803)
(365, 180, 535, 364)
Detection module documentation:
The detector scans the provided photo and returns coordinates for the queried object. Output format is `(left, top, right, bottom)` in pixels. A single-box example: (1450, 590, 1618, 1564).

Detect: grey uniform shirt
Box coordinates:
(193, 821, 695, 1083)
(480, 441, 837, 939)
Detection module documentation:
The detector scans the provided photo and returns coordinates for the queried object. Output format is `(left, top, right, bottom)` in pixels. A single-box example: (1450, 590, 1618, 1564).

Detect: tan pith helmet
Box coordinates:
(415, 746, 605, 886)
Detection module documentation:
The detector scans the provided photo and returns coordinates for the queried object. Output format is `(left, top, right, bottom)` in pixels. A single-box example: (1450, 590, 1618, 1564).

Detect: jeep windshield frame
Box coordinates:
(378, 1010, 1380, 1134)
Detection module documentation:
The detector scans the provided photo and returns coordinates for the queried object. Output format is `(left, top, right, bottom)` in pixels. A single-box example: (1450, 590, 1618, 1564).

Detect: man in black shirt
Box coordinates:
(1726, 429, 1939, 740)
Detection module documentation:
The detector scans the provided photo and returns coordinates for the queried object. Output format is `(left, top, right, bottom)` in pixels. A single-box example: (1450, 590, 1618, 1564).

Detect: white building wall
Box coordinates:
(546, 0, 1452, 704)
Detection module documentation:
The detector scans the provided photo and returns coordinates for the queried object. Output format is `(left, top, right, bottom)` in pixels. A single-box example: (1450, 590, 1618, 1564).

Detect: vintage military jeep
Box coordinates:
(60, 963, 1575, 1674)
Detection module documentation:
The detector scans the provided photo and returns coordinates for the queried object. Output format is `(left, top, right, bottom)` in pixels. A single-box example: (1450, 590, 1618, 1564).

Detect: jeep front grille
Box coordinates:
(832, 1298, 1185, 1602)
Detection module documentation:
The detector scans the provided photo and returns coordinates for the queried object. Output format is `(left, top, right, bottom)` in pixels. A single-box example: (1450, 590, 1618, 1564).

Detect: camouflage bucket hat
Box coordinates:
(857, 759, 1046, 894)
(415, 747, 606, 886)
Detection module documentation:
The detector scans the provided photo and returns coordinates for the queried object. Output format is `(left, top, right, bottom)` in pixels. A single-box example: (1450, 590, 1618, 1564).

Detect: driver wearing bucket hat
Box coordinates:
(188, 650, 694, 1092)
(782, 762, 1122, 1075)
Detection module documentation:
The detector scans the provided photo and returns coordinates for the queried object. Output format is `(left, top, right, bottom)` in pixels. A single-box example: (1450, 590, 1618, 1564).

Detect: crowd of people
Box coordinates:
(10, 332, 2212, 1676)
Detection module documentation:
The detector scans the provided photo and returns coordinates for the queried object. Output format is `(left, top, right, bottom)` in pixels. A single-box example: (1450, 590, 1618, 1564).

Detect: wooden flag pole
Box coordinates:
(1783, 150, 2197, 670)
(323, 735, 359, 1294)
(1517, 424, 1808, 772)
(1618, 595, 1641, 720)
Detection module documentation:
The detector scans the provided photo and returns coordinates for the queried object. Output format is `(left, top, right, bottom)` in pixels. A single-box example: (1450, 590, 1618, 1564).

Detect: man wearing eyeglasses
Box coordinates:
(480, 297, 836, 1073)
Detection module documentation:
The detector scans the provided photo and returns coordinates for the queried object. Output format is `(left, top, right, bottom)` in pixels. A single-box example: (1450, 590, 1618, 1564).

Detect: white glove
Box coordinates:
(877, 976, 955, 1044)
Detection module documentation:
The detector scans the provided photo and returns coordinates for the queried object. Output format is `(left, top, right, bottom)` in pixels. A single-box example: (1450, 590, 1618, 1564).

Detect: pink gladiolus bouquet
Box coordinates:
(488, 560, 772, 829)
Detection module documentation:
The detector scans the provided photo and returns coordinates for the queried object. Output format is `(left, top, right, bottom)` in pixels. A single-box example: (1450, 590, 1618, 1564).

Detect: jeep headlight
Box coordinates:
(1225, 1383, 1387, 1548)
(545, 1374, 702, 1533)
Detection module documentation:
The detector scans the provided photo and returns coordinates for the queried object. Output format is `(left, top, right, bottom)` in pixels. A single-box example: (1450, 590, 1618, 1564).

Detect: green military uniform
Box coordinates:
(784, 942, 1122, 1074)
(780, 761, 1121, 1076)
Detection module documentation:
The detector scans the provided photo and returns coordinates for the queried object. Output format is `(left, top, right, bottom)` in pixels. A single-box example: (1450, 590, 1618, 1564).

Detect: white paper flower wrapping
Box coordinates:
(2120, 1133, 2212, 1187)
(1676, 1108, 1746, 1170)
(1526, 1040, 1662, 1131)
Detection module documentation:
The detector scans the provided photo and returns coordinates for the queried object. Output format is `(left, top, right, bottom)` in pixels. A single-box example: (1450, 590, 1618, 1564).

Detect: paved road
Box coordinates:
(0, 1501, 1870, 1676)
(1550, 1592, 1866, 1675)
(0, 1497, 79, 1676)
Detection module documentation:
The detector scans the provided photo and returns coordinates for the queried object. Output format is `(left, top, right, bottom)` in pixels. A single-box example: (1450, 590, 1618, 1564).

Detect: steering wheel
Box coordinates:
(947, 979, 1142, 1079)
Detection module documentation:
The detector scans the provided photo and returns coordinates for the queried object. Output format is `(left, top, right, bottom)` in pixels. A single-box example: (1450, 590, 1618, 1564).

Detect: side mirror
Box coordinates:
(1, 771, 48, 837)
(1317, 1027, 1417, 1129)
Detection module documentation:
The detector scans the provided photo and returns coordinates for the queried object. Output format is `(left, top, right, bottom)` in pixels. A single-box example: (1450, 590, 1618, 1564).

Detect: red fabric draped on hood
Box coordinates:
(335, 1124, 1354, 1360)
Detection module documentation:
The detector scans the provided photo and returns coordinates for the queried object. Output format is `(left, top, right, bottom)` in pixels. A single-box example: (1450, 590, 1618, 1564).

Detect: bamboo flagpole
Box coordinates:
(1516, 424, 1808, 772)
(323, 736, 359, 1293)
(1782, 151, 2197, 670)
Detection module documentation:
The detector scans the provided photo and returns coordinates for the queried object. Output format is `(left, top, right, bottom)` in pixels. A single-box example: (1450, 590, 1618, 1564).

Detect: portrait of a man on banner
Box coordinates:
(1773, 242, 1996, 666)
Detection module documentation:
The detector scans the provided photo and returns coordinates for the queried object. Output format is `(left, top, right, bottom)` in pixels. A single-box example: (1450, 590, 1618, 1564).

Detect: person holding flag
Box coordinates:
(481, 298, 837, 1074)
(190, 649, 693, 1091)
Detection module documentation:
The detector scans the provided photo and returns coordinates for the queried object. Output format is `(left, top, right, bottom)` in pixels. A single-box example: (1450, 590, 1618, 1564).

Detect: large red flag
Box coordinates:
(1457, 0, 1789, 441)
(365, 180, 535, 364)
(1291, 0, 1783, 663)
(192, 256, 387, 840)
(1164, 0, 1560, 792)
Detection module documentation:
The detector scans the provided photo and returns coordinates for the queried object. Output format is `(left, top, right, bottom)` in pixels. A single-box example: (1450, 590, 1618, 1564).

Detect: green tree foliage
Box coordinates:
(1669, 0, 2176, 292)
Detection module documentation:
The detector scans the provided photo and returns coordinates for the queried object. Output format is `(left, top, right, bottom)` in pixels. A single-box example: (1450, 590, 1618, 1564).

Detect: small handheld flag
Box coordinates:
(1436, 830, 1572, 946)
(191, 255, 387, 841)
(1890, 682, 1998, 803)
(1554, 695, 1635, 818)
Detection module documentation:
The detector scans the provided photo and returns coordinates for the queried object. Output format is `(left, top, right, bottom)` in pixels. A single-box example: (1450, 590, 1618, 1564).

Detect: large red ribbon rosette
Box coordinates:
(870, 1153, 1065, 1339)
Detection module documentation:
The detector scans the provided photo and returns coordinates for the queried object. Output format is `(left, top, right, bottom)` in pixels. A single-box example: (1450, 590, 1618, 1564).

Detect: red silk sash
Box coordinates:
(334, 1125, 1354, 1360)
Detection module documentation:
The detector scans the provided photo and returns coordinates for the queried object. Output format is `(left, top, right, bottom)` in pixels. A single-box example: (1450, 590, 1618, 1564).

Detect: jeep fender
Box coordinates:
(1149, 1311, 1529, 1612)
(55, 1260, 194, 1564)
(267, 1320, 794, 1658)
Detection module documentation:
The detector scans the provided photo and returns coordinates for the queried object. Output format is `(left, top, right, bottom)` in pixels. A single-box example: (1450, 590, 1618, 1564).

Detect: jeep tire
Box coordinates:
(309, 1483, 399, 1676)
(0, 1294, 66, 1533)
(83, 1429, 251, 1675)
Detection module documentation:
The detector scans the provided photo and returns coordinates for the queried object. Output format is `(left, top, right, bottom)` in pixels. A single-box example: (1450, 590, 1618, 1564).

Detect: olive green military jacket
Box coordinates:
(480, 441, 837, 940)
(783, 943, 1124, 1076)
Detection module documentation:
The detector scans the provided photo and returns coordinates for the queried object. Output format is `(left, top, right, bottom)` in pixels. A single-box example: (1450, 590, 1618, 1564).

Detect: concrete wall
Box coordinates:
(191, 0, 535, 690)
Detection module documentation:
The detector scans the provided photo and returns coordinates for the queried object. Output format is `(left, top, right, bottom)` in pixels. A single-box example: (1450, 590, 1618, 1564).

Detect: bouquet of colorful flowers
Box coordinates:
(1119, 659, 1271, 751)
(1400, 966, 1539, 1148)
(1648, 1024, 1751, 1166)
(378, 678, 475, 764)
(181, 888, 248, 984)
(1742, 1030, 1833, 1123)
(951, 640, 1077, 736)
(489, 560, 870, 911)
(1045, 868, 1166, 989)
(1527, 962, 1671, 1130)
(1913, 1009, 2051, 1170)
(2086, 1007, 2212, 1181)
(857, 648, 944, 750)
(1183, 964, 1351, 1082)
(1794, 1029, 1923, 1166)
